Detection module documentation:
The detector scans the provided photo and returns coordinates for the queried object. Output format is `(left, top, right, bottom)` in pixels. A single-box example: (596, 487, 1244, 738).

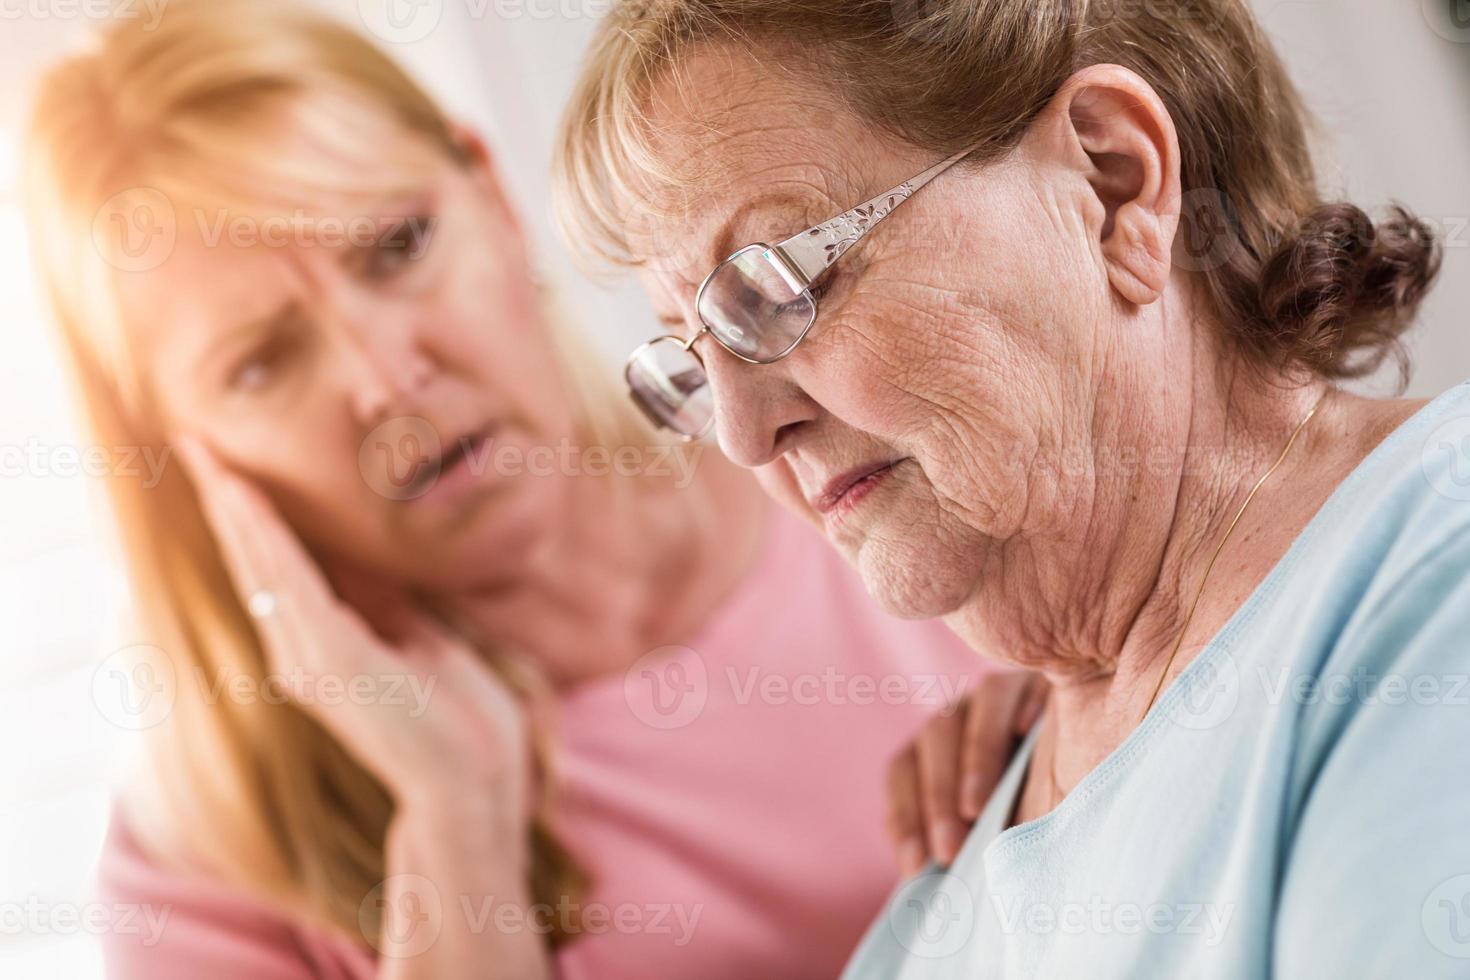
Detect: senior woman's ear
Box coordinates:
(1027, 64, 1182, 307)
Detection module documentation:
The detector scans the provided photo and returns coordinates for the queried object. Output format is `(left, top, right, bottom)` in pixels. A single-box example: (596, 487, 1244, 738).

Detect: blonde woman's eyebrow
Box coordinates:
(203, 304, 296, 367)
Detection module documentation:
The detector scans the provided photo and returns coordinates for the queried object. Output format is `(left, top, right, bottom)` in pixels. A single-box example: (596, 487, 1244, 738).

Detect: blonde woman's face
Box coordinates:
(123, 140, 578, 588)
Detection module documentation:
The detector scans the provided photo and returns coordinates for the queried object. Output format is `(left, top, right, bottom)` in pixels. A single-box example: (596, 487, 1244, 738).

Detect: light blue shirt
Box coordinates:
(842, 382, 1470, 979)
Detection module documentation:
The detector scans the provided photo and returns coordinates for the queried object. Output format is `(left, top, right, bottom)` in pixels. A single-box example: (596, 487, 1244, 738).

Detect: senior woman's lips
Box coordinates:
(812, 458, 907, 521)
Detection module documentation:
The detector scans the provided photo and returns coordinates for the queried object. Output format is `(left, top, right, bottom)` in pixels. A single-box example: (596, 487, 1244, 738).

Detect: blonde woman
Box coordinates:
(22, 1, 1036, 976)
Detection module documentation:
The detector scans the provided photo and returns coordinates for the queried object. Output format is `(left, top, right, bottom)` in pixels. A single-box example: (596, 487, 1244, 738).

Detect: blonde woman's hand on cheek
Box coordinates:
(175, 436, 549, 979)
(887, 670, 1048, 876)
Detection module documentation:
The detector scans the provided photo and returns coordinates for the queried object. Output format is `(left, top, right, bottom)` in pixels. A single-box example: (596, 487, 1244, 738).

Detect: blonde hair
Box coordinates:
(22, 0, 649, 948)
(556, 0, 1440, 382)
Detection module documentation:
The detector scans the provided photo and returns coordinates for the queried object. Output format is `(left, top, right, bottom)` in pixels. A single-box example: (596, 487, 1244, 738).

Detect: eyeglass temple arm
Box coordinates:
(770, 145, 977, 288)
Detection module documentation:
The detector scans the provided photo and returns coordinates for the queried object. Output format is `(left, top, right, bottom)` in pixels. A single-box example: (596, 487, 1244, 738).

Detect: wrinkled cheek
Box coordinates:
(899, 358, 1038, 537)
(801, 317, 929, 437)
(903, 406, 1034, 544)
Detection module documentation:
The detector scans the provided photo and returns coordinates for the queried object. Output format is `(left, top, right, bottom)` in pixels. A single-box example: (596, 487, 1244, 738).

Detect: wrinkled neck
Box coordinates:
(946, 334, 1332, 785)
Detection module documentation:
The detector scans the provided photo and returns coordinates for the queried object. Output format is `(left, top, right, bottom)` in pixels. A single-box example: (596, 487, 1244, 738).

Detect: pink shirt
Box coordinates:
(99, 503, 990, 978)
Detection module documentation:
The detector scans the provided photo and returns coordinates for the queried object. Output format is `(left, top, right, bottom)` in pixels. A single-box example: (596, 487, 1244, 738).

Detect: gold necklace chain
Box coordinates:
(1139, 390, 1327, 717)
(1042, 390, 1328, 811)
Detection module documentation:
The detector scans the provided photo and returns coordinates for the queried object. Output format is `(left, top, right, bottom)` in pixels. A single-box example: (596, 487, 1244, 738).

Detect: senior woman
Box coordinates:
(20, 2, 1035, 977)
(556, 0, 1470, 975)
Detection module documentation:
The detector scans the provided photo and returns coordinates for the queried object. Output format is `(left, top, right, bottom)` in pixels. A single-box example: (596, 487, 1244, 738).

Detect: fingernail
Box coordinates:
(897, 838, 926, 876)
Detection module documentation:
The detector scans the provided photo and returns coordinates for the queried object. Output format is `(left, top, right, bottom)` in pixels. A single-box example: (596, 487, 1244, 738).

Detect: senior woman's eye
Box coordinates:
(364, 214, 436, 280)
(776, 273, 836, 317)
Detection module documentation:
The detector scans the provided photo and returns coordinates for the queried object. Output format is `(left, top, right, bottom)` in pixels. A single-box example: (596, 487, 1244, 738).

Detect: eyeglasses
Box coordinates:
(624, 144, 977, 439)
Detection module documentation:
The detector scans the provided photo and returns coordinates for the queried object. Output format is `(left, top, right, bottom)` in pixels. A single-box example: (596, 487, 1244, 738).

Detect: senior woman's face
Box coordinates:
(627, 49, 1178, 620)
(120, 135, 578, 589)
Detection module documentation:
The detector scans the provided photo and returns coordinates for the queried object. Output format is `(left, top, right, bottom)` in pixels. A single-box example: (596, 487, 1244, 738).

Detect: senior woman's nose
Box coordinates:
(700, 342, 820, 468)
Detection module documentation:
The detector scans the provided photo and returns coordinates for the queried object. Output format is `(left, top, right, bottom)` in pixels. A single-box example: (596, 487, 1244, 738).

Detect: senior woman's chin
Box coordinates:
(821, 461, 983, 622)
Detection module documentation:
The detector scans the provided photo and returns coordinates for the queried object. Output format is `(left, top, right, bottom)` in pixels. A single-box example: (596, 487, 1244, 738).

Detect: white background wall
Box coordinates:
(0, 1, 1465, 974)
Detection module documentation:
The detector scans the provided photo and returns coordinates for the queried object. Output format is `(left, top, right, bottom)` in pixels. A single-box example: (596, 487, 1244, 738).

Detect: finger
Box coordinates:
(176, 437, 300, 664)
(178, 438, 335, 611)
(958, 673, 1033, 821)
(177, 437, 384, 677)
(915, 709, 967, 866)
(886, 745, 928, 877)
(175, 437, 269, 594)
